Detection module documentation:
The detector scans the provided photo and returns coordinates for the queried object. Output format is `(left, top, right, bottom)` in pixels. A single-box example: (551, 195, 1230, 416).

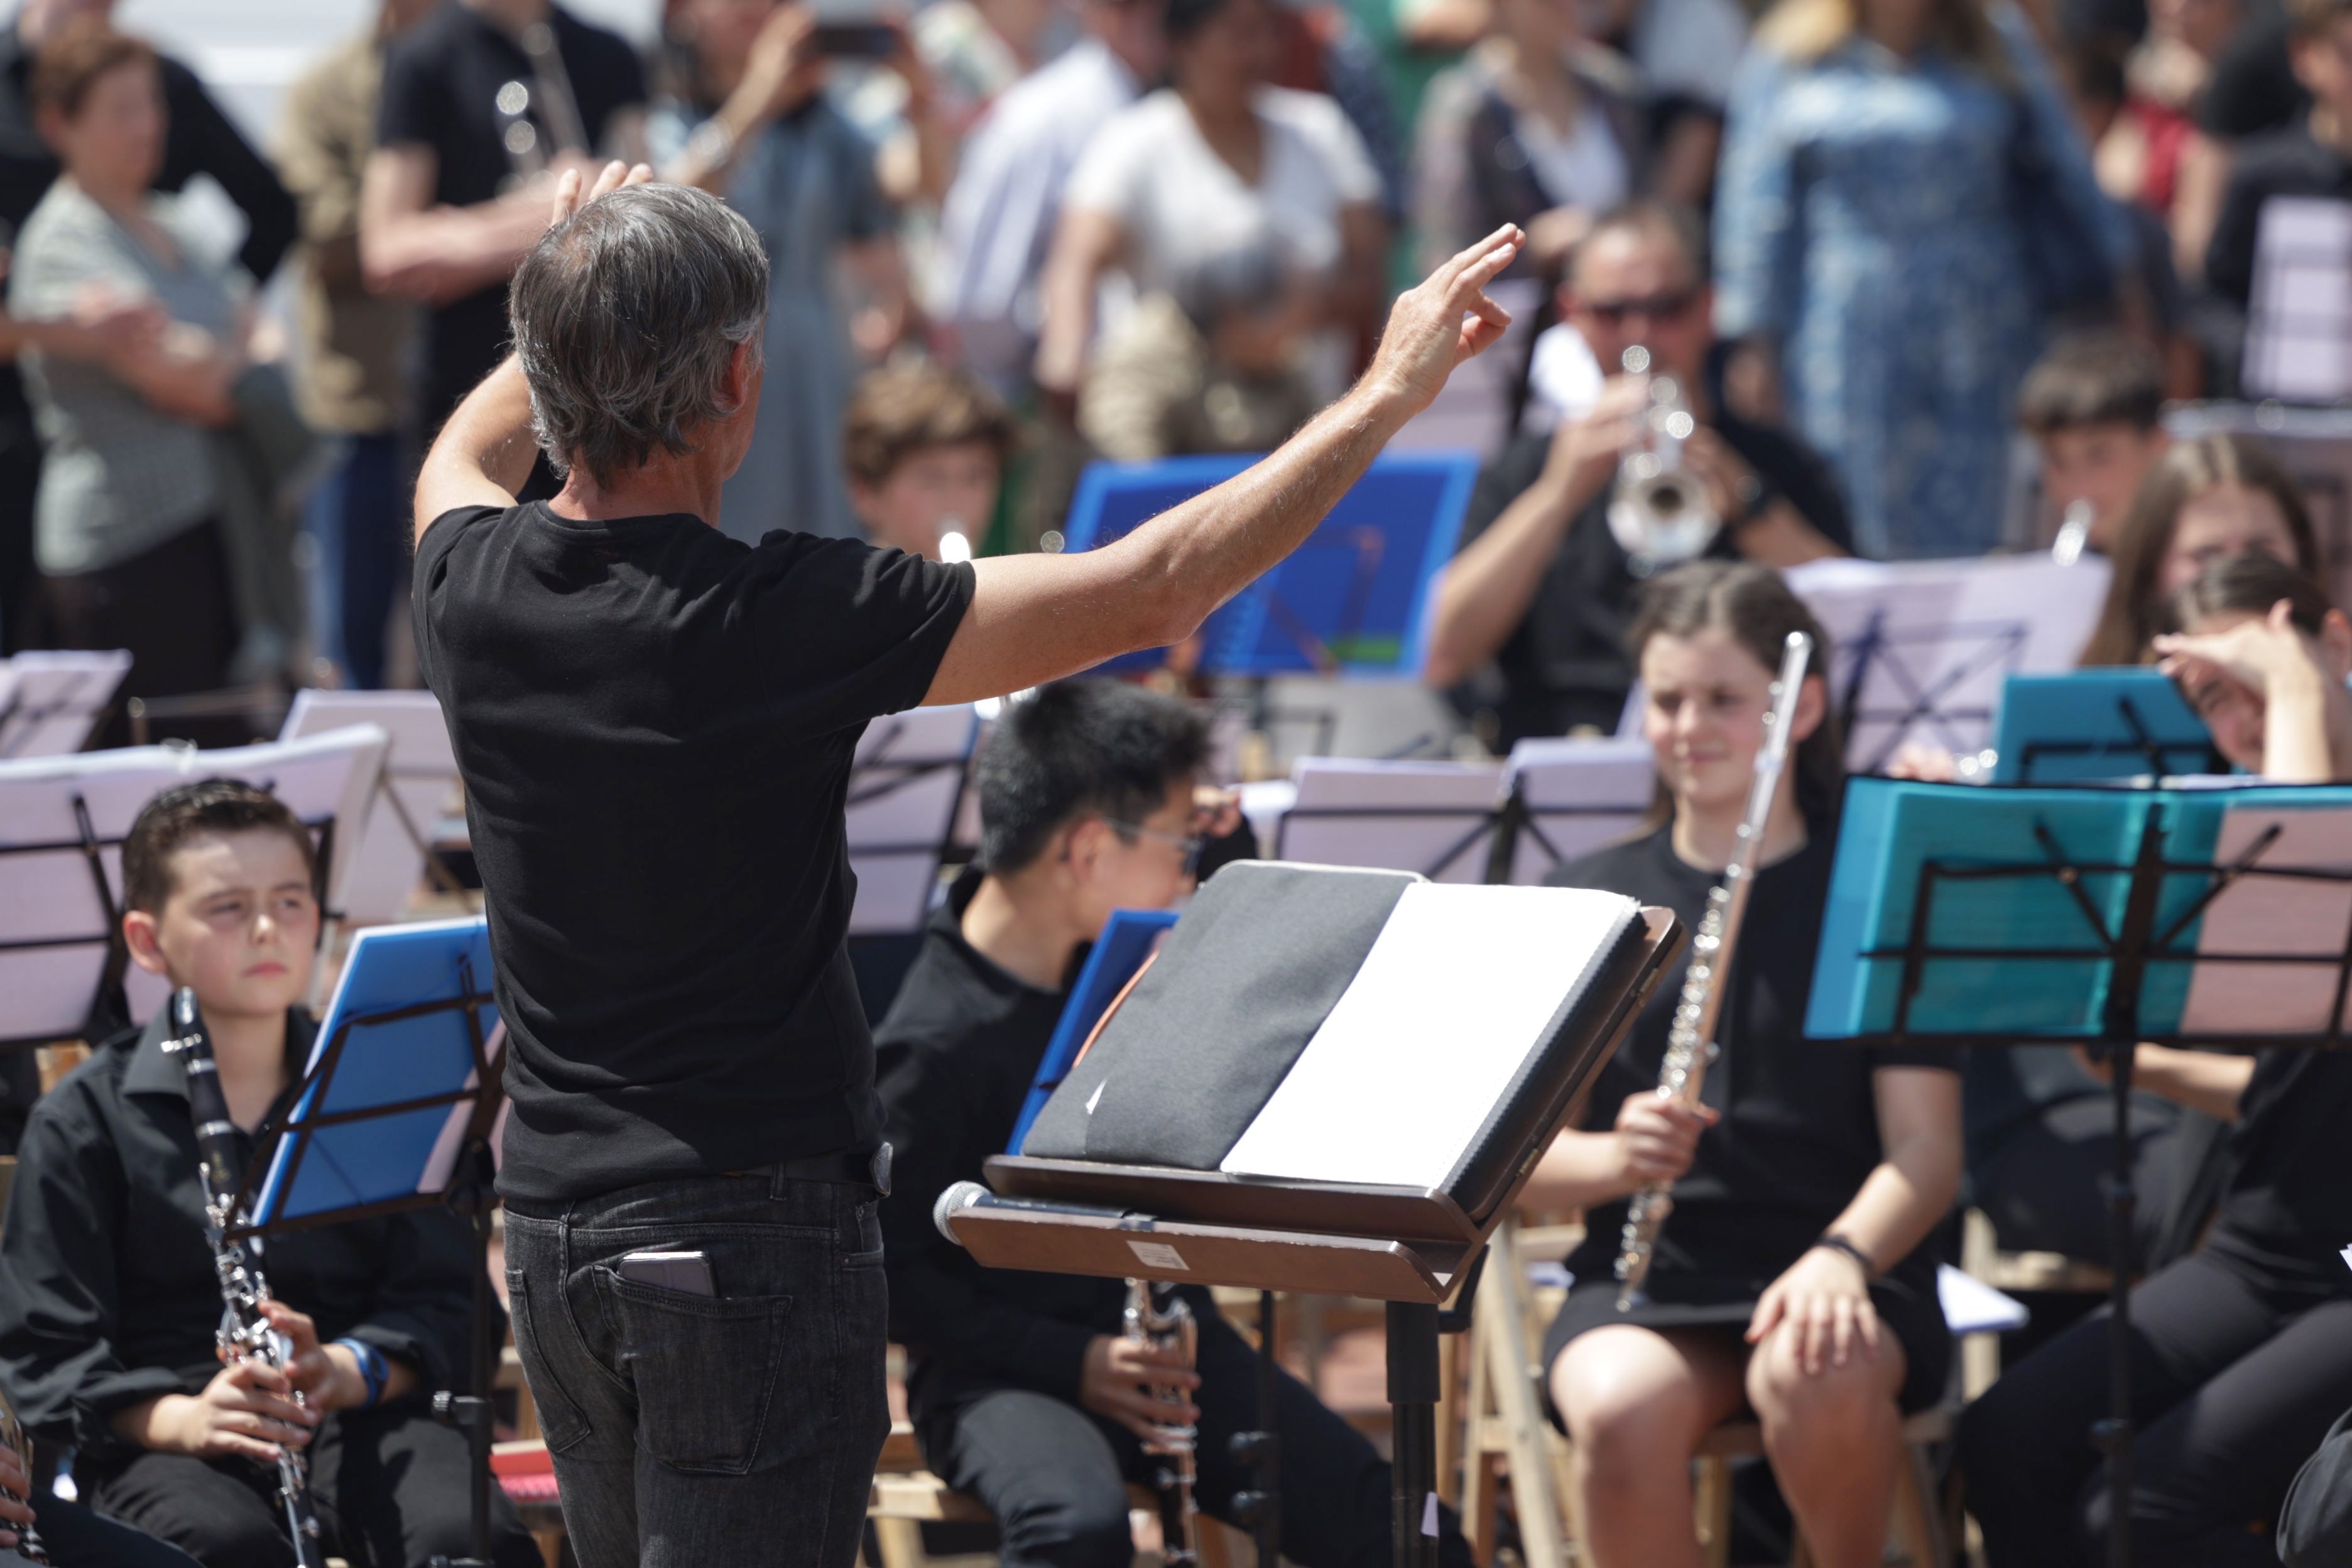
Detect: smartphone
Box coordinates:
(812, 21, 896, 56)
(616, 1250, 716, 1297)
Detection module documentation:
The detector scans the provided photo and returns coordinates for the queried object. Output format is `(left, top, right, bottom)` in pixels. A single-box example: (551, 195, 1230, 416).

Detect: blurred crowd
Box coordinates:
(0, 0, 2335, 741)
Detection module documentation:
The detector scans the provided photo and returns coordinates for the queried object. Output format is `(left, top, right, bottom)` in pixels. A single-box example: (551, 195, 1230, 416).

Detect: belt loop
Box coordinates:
(770, 1165, 789, 1204)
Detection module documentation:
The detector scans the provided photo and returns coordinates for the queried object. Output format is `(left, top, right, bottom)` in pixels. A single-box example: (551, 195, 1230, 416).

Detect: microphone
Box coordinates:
(933, 1180, 992, 1243)
(932, 1181, 1134, 1244)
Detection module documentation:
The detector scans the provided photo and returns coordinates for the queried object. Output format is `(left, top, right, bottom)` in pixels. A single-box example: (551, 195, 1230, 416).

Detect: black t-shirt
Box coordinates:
(377, 3, 646, 432)
(874, 879, 1129, 1411)
(2206, 123, 2352, 310)
(1456, 414, 1855, 748)
(1545, 825, 1952, 1299)
(413, 503, 974, 1205)
(2210, 1050, 2352, 1292)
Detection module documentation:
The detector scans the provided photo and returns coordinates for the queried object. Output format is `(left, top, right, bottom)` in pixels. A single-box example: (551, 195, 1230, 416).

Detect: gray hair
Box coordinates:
(508, 182, 769, 488)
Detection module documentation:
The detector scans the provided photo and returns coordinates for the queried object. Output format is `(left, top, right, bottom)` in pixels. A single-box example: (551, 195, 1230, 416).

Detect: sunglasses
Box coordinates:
(1579, 288, 1701, 327)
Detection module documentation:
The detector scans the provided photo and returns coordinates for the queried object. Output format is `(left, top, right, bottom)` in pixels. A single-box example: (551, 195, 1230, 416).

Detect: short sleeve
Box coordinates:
(1457, 435, 1550, 553)
(376, 30, 445, 150)
(9, 204, 139, 320)
(1288, 91, 1382, 207)
(1867, 1043, 1963, 1074)
(1061, 106, 1150, 223)
(745, 538, 976, 733)
(410, 504, 508, 693)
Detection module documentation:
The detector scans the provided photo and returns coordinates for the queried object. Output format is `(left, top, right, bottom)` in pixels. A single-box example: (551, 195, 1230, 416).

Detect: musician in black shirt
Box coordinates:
(876, 681, 1471, 1567)
(0, 781, 537, 1568)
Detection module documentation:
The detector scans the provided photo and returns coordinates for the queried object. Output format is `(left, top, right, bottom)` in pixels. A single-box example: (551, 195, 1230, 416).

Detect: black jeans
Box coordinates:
(84, 1403, 540, 1568)
(24, 1493, 201, 1567)
(1959, 1244, 2352, 1567)
(501, 1169, 890, 1568)
(918, 1312, 1474, 1568)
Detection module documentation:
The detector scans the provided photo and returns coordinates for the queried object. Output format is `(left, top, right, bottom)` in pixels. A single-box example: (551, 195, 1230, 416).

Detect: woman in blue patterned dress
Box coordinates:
(1712, 0, 2126, 560)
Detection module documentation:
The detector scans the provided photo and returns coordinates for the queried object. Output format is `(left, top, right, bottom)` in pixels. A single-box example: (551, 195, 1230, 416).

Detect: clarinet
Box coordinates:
(161, 989, 327, 1568)
(1614, 631, 1813, 1310)
(1123, 1280, 1202, 1567)
(0, 1388, 49, 1565)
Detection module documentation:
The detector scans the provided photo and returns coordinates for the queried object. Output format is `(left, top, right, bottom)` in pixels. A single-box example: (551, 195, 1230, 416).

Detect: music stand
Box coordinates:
(1273, 760, 1505, 882)
(945, 869, 1684, 1568)
(1808, 776, 2352, 1568)
(242, 917, 507, 1568)
(1989, 670, 2223, 785)
(281, 691, 467, 925)
(0, 727, 387, 1049)
(1499, 738, 1653, 884)
(846, 705, 982, 935)
(0, 650, 131, 759)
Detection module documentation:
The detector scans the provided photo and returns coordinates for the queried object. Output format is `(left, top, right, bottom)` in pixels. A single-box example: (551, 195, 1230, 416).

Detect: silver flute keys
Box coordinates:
(1614, 631, 1814, 1311)
(1124, 1279, 1202, 1567)
(161, 988, 327, 1568)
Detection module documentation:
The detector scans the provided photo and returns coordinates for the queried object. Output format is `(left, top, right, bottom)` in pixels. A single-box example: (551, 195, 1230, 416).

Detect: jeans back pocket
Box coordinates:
(597, 1268, 798, 1476)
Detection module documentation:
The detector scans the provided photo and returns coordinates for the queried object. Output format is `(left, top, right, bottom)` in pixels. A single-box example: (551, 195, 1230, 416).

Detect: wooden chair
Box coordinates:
(1692, 1408, 1957, 1568)
(1959, 1207, 2109, 1397)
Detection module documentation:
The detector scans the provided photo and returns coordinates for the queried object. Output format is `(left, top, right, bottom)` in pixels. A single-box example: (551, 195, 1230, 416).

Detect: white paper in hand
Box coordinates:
(1220, 883, 1636, 1189)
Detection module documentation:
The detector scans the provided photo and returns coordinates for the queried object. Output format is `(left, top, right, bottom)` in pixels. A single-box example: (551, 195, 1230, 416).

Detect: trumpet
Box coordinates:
(0, 1388, 49, 1565)
(1124, 1280, 1201, 1567)
(1614, 631, 1812, 1310)
(1606, 347, 1721, 575)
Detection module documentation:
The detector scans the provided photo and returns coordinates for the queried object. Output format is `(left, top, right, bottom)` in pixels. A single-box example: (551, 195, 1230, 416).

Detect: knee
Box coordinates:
(994, 1482, 1133, 1568)
(1746, 1334, 1891, 1453)
(1554, 1361, 1692, 1485)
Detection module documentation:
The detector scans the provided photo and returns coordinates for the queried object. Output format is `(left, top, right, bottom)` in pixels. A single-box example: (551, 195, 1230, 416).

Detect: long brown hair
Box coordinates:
(1628, 561, 1844, 830)
(2080, 434, 2322, 667)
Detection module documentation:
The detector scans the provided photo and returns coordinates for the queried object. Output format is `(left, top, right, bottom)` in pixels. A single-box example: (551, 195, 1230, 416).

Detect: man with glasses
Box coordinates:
(1424, 200, 1853, 748)
(873, 680, 1473, 1568)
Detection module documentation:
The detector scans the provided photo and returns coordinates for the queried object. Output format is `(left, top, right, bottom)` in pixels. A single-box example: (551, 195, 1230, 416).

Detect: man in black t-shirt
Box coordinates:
(410, 162, 1521, 1564)
(2207, 0, 2352, 313)
(1422, 202, 1853, 748)
(361, 0, 645, 440)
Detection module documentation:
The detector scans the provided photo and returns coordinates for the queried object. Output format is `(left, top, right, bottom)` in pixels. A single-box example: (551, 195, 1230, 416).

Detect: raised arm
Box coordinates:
(923, 225, 1525, 707)
(359, 143, 561, 306)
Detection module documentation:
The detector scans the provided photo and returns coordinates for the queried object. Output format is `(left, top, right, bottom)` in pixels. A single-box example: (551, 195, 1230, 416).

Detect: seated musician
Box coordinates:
(875, 680, 1473, 1567)
(1519, 561, 1963, 1568)
(1962, 551, 2352, 1568)
(0, 780, 539, 1568)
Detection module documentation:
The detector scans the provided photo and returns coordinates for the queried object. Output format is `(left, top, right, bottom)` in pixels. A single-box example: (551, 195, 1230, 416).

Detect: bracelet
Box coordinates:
(1813, 1233, 1876, 1278)
(334, 1338, 388, 1410)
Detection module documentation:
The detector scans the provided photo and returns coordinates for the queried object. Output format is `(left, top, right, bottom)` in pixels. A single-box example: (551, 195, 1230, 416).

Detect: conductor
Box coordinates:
(408, 160, 1521, 1568)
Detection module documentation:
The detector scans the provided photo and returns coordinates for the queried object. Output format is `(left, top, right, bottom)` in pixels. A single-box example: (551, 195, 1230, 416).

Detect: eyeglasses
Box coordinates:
(1579, 288, 1701, 327)
(1101, 818, 1207, 875)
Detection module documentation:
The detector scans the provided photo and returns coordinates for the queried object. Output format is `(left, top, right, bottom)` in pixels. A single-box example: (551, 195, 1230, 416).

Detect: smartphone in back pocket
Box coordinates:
(616, 1250, 716, 1297)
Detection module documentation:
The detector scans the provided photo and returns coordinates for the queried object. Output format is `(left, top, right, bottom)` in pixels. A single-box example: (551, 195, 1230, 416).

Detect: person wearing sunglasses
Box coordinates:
(1424, 199, 1851, 749)
(872, 679, 1471, 1568)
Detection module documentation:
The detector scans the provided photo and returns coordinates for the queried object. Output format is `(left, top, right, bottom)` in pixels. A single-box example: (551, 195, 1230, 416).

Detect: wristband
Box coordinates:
(334, 1338, 388, 1409)
(1813, 1233, 1875, 1279)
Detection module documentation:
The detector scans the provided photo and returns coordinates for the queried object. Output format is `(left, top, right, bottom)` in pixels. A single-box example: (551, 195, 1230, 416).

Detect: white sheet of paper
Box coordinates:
(1505, 737, 1653, 883)
(1937, 1264, 2030, 1335)
(420, 1022, 506, 1194)
(2246, 197, 2352, 403)
(846, 705, 980, 933)
(1221, 882, 1637, 1188)
(2179, 805, 2352, 1037)
(0, 649, 131, 760)
(283, 691, 460, 925)
(1275, 758, 1503, 883)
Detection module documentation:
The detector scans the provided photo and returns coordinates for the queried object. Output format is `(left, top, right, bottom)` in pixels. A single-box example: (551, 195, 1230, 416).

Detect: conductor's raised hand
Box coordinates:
(548, 160, 656, 231)
(1365, 225, 1524, 418)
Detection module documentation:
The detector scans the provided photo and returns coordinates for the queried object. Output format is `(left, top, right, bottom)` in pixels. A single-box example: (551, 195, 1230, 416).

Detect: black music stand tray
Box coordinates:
(1811, 779, 2352, 1568)
(944, 908, 1682, 1568)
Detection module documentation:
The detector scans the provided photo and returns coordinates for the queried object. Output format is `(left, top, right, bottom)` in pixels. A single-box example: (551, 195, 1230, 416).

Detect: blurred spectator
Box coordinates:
(1589, 0, 1751, 204)
(2079, 430, 2318, 663)
(2018, 330, 2172, 553)
(1423, 202, 1850, 748)
(2201, 0, 2307, 145)
(1410, 0, 1647, 279)
(1034, 0, 1386, 408)
(651, 0, 909, 542)
(1079, 225, 1321, 460)
(842, 359, 1017, 559)
(2206, 0, 2352, 313)
(1271, 0, 1410, 223)
(361, 0, 647, 445)
(933, 0, 1166, 398)
(912, 0, 1060, 144)
(11, 25, 272, 728)
(0, 0, 294, 655)
(276, 0, 435, 690)
(1714, 0, 2126, 559)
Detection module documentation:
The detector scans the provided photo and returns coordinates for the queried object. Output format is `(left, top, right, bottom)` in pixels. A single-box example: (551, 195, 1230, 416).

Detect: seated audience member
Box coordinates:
(0, 1435, 202, 1567)
(876, 680, 1474, 1568)
(1962, 552, 2352, 1568)
(1422, 202, 1849, 748)
(1033, 0, 1386, 408)
(650, 0, 911, 543)
(2018, 331, 2171, 555)
(0, 780, 540, 1568)
(362, 0, 647, 444)
(2206, 0, 2352, 314)
(1523, 562, 1961, 1568)
(843, 359, 1018, 560)
(11, 26, 276, 729)
(2079, 430, 2318, 666)
(1079, 229, 1321, 463)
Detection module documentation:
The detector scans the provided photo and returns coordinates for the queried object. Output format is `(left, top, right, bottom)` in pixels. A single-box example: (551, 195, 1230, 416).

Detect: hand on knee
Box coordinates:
(1746, 1324, 1898, 1444)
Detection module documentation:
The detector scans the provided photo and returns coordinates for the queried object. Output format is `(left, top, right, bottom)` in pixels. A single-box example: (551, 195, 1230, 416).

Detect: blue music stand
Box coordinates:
(1059, 453, 1479, 679)
(1007, 908, 1179, 1156)
(241, 916, 506, 1568)
(1990, 670, 2220, 785)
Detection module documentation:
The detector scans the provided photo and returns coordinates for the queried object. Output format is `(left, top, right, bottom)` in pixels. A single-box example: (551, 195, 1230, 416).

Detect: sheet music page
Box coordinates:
(845, 705, 979, 932)
(1505, 738, 1654, 883)
(2179, 806, 2352, 1036)
(1220, 883, 1636, 1187)
(1276, 758, 1504, 883)
(2245, 197, 2352, 403)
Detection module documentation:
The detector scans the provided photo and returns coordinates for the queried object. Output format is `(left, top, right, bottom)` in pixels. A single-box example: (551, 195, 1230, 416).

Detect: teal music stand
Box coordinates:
(1810, 776, 2352, 1568)
(1989, 670, 2221, 785)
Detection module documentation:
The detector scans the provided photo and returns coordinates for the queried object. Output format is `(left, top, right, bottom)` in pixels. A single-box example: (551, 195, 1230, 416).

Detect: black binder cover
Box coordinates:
(1020, 861, 1415, 1168)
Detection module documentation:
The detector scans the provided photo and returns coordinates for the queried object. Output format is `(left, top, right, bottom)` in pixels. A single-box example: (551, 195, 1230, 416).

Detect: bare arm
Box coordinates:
(661, 7, 823, 196)
(2075, 1043, 2255, 1121)
(925, 226, 1526, 706)
(107, 320, 242, 427)
(359, 143, 557, 305)
(1032, 207, 1124, 402)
